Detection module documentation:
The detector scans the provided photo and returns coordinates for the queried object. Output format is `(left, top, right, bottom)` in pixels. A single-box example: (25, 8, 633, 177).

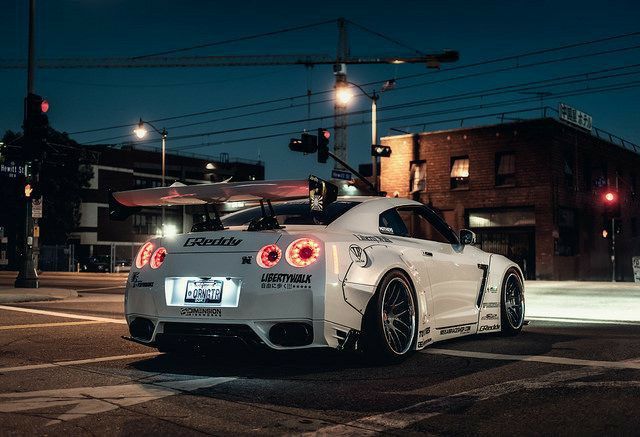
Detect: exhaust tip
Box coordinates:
(269, 322, 313, 347)
(129, 317, 155, 342)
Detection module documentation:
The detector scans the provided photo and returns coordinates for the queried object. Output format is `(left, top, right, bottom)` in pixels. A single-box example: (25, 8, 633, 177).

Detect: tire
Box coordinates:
(362, 270, 417, 363)
(500, 268, 525, 336)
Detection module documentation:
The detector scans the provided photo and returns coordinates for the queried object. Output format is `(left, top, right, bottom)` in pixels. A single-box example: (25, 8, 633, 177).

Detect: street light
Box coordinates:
(336, 79, 395, 191)
(133, 118, 168, 230)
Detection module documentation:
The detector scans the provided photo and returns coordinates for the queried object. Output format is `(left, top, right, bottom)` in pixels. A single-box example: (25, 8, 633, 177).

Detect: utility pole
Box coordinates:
(15, 0, 39, 288)
(612, 173, 619, 282)
(333, 18, 349, 171)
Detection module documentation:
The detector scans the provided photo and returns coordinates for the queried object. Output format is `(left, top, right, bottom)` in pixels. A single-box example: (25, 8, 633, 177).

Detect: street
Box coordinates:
(0, 281, 639, 435)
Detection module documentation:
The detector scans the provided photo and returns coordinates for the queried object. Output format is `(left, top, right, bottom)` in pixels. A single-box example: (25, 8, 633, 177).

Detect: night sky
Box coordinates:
(2, 0, 639, 180)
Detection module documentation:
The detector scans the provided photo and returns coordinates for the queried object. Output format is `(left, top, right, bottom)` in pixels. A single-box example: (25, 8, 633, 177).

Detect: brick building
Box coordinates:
(380, 117, 640, 281)
(70, 145, 264, 264)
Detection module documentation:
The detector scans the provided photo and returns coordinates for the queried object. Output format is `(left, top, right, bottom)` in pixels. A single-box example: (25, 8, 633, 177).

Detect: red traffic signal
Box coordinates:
(604, 191, 616, 202)
(40, 99, 49, 113)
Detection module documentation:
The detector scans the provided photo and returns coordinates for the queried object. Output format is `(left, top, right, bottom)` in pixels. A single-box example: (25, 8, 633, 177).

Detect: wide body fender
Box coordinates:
(325, 238, 432, 350)
(476, 254, 525, 334)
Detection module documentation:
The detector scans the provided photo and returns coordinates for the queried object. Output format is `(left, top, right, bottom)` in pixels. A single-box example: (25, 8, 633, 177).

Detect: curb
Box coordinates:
(0, 288, 79, 304)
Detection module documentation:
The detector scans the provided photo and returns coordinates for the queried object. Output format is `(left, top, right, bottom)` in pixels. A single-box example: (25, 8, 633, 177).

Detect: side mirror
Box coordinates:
(460, 229, 476, 246)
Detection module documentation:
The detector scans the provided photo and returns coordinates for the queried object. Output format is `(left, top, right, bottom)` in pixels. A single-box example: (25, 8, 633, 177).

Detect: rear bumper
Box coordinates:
(125, 315, 356, 351)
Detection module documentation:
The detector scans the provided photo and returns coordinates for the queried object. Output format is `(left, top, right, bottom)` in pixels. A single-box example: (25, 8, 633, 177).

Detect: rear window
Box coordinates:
(221, 200, 360, 227)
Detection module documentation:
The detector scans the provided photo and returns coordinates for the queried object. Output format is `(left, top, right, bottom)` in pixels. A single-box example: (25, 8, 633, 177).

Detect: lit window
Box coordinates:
(496, 152, 516, 186)
(409, 160, 426, 193)
(450, 157, 469, 189)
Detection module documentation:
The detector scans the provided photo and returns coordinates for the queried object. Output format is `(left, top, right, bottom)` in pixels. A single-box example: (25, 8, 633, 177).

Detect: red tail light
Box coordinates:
(135, 242, 154, 269)
(150, 247, 167, 269)
(257, 244, 282, 268)
(286, 238, 320, 268)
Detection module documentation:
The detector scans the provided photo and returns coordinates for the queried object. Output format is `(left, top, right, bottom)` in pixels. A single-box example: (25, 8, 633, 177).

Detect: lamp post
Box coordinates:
(335, 80, 395, 192)
(133, 118, 168, 230)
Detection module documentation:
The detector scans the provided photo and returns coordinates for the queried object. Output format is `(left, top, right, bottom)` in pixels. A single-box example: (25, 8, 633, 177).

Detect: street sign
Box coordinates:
(32, 198, 43, 218)
(331, 169, 352, 180)
(559, 103, 592, 132)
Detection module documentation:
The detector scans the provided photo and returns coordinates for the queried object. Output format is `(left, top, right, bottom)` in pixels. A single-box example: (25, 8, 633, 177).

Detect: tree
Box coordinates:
(2, 128, 94, 245)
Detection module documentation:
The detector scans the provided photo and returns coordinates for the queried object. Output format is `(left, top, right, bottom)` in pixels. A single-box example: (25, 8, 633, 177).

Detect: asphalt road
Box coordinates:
(0, 288, 639, 436)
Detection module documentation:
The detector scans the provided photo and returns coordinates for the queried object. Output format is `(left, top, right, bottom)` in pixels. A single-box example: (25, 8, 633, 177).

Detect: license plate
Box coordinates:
(185, 280, 223, 303)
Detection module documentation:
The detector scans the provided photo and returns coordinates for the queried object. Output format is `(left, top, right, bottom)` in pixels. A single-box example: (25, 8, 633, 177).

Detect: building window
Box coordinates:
(495, 152, 515, 186)
(556, 208, 578, 256)
(450, 156, 469, 189)
(563, 152, 575, 189)
(132, 213, 162, 235)
(409, 160, 426, 193)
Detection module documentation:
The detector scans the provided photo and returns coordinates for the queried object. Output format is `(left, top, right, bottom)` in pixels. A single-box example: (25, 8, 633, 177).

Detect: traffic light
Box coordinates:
(23, 93, 49, 159)
(288, 133, 317, 154)
(317, 128, 330, 163)
(23, 161, 41, 199)
(24, 93, 49, 132)
(602, 189, 621, 218)
(371, 144, 392, 157)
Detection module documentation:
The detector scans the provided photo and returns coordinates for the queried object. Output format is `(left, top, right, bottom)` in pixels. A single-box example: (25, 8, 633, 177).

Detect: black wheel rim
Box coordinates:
(504, 273, 524, 329)
(381, 277, 416, 355)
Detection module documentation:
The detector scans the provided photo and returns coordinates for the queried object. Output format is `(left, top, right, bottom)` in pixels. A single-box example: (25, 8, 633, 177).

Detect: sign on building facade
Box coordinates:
(559, 103, 593, 132)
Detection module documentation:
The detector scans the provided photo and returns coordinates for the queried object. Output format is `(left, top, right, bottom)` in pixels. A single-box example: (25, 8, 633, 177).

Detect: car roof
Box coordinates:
(328, 196, 423, 233)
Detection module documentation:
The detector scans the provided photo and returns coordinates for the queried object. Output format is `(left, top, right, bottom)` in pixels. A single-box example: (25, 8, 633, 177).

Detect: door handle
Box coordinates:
(422, 251, 433, 257)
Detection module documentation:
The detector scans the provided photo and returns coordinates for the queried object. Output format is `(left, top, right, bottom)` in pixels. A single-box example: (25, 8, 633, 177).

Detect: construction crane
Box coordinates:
(1, 18, 458, 170)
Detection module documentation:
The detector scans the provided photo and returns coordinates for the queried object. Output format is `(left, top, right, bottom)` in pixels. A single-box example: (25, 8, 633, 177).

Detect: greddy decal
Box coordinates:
(439, 325, 472, 335)
(180, 308, 222, 317)
(353, 234, 392, 243)
(184, 236, 242, 247)
(479, 324, 500, 331)
(418, 327, 431, 337)
(130, 272, 154, 288)
(261, 273, 312, 290)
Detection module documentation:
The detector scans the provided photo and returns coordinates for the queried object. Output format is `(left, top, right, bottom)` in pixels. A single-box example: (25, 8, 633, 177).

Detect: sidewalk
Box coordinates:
(0, 287, 78, 304)
(525, 280, 640, 323)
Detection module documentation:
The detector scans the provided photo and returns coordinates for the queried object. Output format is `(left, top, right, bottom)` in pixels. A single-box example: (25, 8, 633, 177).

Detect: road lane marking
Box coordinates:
(527, 316, 640, 326)
(0, 321, 107, 330)
(424, 348, 640, 369)
(0, 376, 236, 426)
(0, 304, 126, 324)
(0, 352, 161, 373)
(309, 366, 607, 435)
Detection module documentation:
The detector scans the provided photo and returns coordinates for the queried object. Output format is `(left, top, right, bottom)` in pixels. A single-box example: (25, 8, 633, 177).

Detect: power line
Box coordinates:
(346, 19, 428, 56)
(83, 64, 640, 145)
(132, 19, 337, 59)
(165, 81, 640, 153)
(67, 31, 640, 136)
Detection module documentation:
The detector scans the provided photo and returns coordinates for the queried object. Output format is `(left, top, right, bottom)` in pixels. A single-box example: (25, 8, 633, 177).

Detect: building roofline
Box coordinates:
(381, 115, 640, 156)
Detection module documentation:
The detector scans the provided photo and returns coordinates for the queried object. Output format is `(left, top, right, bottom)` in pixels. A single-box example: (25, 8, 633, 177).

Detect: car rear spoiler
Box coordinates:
(109, 176, 337, 221)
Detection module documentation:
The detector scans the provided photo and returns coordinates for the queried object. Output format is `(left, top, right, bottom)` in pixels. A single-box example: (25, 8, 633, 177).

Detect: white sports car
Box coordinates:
(112, 177, 525, 361)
